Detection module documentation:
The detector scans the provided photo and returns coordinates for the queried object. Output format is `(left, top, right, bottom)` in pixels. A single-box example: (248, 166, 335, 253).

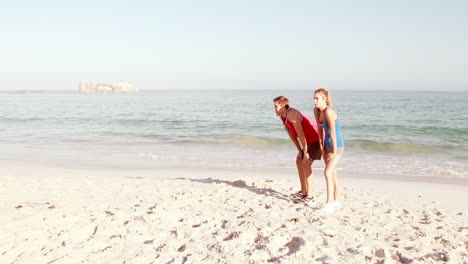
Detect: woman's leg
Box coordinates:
(324, 154, 342, 203)
(331, 155, 342, 201)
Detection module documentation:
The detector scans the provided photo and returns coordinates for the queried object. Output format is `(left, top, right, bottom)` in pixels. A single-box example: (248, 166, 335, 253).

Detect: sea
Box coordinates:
(1, 90, 467, 180)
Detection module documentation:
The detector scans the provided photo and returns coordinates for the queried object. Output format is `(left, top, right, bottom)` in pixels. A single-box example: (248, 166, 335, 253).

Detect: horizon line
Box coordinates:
(0, 89, 466, 94)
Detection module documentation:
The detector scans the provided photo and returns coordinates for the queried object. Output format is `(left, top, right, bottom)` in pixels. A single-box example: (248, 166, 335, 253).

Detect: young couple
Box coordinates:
(273, 88, 344, 213)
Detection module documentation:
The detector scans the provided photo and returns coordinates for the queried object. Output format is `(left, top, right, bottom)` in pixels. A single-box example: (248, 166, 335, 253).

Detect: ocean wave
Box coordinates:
(344, 124, 468, 137)
(0, 117, 48, 123)
(232, 137, 290, 147)
(63, 137, 467, 154)
(61, 136, 290, 148)
(348, 139, 468, 154)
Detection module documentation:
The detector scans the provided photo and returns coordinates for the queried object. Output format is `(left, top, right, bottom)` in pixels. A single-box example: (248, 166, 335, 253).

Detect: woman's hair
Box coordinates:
(273, 96, 289, 109)
(314, 88, 332, 107)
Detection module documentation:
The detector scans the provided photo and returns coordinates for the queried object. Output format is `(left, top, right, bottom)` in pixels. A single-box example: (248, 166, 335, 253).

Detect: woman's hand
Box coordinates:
(325, 152, 336, 161)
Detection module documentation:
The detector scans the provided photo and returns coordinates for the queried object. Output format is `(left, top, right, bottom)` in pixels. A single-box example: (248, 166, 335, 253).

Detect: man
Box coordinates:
(273, 96, 322, 202)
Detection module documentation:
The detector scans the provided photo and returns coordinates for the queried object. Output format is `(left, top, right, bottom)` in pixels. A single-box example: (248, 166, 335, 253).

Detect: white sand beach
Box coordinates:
(0, 160, 467, 263)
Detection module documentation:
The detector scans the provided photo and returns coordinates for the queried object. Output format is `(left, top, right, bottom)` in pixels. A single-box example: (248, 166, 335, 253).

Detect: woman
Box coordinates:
(313, 88, 344, 213)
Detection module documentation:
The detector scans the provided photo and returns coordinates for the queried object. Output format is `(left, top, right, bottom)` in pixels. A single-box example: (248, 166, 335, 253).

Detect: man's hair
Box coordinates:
(273, 96, 289, 109)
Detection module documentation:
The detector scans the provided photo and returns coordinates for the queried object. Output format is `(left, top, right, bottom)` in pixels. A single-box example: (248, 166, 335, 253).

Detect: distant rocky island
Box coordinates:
(79, 81, 138, 93)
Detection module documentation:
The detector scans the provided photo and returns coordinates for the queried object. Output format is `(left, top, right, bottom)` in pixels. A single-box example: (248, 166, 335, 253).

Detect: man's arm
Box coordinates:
(287, 130, 302, 152)
(288, 110, 307, 153)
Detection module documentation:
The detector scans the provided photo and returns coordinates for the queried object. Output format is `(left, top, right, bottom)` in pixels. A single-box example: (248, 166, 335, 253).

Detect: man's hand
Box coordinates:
(303, 152, 312, 165)
(296, 151, 303, 160)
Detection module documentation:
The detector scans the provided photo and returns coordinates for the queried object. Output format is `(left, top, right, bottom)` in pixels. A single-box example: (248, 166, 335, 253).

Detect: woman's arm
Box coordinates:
(324, 108, 337, 160)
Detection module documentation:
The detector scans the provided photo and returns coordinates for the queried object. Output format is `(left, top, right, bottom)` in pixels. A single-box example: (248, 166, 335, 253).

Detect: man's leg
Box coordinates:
(304, 161, 313, 198)
(296, 157, 306, 195)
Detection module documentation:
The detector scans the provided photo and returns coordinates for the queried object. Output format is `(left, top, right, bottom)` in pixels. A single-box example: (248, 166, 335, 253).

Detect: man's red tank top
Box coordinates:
(281, 108, 320, 143)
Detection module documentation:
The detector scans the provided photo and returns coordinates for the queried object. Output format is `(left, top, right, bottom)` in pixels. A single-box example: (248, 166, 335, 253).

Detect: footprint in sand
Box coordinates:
(223, 231, 240, 241)
(237, 208, 254, 219)
(283, 237, 305, 255)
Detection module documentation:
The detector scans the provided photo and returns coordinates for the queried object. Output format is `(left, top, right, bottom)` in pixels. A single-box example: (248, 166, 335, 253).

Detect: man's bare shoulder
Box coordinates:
(287, 108, 302, 123)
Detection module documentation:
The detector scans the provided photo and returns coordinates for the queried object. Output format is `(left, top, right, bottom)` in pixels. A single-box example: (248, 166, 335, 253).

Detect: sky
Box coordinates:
(0, 0, 467, 91)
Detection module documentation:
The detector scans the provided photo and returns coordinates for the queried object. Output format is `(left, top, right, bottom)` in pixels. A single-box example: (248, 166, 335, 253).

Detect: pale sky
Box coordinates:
(1, 0, 467, 91)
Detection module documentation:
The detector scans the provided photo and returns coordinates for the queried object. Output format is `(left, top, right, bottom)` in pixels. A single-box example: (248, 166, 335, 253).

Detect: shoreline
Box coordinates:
(3, 159, 467, 213)
(2, 157, 467, 185)
(2, 158, 467, 215)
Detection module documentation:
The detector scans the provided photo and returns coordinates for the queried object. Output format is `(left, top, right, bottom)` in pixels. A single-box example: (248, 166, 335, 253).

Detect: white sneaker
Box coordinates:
(301, 196, 315, 205)
(332, 201, 342, 209)
(320, 203, 335, 213)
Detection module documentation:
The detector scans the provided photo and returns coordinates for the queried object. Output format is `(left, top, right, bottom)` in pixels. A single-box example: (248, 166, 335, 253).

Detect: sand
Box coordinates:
(0, 160, 466, 263)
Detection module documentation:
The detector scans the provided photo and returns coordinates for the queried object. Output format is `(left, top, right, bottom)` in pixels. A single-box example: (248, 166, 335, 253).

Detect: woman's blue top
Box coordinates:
(318, 107, 344, 148)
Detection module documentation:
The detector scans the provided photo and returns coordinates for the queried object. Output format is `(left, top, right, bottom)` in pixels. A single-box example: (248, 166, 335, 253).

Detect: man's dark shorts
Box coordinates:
(300, 142, 322, 161)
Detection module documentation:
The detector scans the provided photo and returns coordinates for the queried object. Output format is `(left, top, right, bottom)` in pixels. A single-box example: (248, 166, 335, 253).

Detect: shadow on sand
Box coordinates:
(182, 177, 293, 202)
